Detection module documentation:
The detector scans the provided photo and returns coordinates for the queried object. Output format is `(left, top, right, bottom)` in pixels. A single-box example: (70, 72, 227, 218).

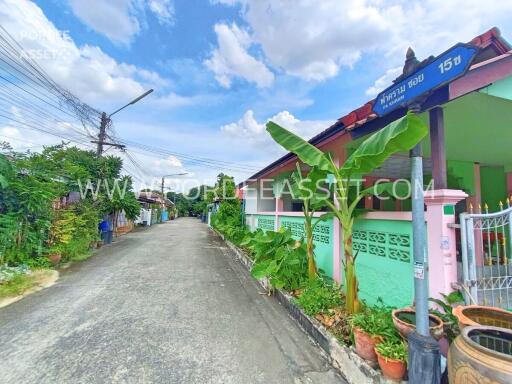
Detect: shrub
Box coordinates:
(243, 228, 308, 291)
(296, 278, 344, 316)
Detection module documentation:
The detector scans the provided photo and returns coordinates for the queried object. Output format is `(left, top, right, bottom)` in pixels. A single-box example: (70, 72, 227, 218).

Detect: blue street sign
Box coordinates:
(373, 43, 478, 117)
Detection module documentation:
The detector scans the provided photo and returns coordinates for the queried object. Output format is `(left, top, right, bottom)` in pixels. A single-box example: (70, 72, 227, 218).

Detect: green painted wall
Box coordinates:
(255, 214, 275, 232)
(279, 216, 334, 278)
(447, 160, 475, 195)
(250, 214, 334, 280)
(480, 166, 507, 211)
(353, 218, 414, 307)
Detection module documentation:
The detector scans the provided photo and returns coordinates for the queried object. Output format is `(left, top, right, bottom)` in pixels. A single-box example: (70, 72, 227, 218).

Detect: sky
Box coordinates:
(0, 0, 511, 192)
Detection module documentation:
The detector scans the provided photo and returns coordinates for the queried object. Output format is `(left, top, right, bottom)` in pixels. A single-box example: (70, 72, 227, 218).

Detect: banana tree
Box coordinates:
(289, 164, 331, 279)
(267, 111, 428, 313)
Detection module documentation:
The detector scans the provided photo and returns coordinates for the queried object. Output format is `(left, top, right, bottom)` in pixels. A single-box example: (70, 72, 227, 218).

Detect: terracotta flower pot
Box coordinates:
(353, 327, 383, 363)
(47, 252, 61, 265)
(375, 350, 407, 382)
(453, 305, 512, 330)
(392, 307, 444, 340)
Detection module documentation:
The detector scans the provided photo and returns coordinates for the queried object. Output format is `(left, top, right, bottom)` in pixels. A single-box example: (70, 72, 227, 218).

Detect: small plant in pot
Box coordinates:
(350, 307, 395, 364)
(375, 338, 408, 382)
(46, 246, 62, 265)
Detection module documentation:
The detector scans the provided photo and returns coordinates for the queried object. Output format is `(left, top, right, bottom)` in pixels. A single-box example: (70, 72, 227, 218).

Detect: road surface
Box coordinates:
(0, 218, 345, 384)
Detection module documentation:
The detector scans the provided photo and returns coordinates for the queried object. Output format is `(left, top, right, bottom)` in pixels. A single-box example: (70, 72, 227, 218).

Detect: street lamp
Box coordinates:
(161, 173, 188, 202)
(94, 89, 154, 156)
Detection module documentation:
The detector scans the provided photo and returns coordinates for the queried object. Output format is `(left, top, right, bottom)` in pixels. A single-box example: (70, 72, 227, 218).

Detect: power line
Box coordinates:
(112, 137, 261, 172)
(0, 25, 258, 178)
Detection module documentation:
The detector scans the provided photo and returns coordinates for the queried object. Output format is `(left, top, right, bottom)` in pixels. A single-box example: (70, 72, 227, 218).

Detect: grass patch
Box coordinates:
(70, 250, 93, 262)
(0, 269, 56, 299)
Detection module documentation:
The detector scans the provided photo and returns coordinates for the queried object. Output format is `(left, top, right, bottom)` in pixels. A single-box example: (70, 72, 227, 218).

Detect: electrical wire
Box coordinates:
(0, 25, 259, 179)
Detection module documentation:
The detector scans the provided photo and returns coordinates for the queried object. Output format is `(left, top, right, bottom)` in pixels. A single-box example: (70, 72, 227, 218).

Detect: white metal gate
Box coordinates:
(460, 206, 512, 309)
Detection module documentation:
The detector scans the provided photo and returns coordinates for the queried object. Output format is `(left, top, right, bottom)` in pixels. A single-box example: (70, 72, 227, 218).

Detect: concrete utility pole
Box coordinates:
(92, 89, 154, 156)
(92, 112, 126, 156)
(96, 112, 108, 156)
(161, 173, 188, 197)
(407, 105, 440, 383)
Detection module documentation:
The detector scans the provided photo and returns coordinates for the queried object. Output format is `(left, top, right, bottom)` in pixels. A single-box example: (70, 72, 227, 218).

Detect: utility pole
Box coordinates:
(96, 112, 108, 156)
(91, 89, 154, 157)
(407, 103, 440, 383)
(161, 173, 189, 200)
(92, 112, 126, 156)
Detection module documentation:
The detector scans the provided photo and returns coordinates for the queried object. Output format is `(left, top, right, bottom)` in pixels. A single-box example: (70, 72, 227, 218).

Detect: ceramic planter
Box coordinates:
(392, 307, 444, 340)
(47, 252, 61, 265)
(453, 304, 512, 330)
(375, 350, 407, 382)
(448, 325, 512, 383)
(353, 327, 382, 363)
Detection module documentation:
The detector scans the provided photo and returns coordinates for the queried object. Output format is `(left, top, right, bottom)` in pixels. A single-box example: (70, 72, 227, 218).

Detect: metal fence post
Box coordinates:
(466, 217, 478, 303)
(459, 213, 470, 304)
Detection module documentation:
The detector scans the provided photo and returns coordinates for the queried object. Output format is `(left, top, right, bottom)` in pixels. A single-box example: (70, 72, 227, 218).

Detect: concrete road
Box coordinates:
(0, 218, 345, 384)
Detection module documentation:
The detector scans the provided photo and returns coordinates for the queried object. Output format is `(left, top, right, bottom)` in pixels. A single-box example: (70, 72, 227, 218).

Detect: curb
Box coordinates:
(212, 228, 405, 384)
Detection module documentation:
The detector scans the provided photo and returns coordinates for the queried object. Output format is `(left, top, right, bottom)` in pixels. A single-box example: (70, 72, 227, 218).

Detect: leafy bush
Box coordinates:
(296, 278, 344, 316)
(215, 220, 250, 245)
(1, 145, 140, 267)
(243, 228, 308, 291)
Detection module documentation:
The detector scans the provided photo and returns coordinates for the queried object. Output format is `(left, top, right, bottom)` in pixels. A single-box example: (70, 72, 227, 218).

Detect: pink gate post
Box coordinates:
(424, 189, 468, 300)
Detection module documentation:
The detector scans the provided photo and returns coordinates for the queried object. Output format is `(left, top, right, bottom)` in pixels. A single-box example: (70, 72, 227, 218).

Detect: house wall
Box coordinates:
(245, 185, 258, 214)
(447, 160, 475, 195)
(480, 165, 507, 211)
(246, 210, 418, 308)
(353, 218, 414, 307)
(257, 181, 276, 212)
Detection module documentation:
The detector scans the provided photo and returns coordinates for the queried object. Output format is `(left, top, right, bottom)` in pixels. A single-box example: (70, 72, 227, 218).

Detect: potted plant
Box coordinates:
(350, 308, 395, 363)
(375, 338, 408, 381)
(392, 307, 444, 340)
(46, 209, 75, 266)
(47, 246, 62, 265)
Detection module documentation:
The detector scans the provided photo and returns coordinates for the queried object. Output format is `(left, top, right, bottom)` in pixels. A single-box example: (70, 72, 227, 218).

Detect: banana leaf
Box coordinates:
(341, 111, 428, 177)
(266, 121, 334, 172)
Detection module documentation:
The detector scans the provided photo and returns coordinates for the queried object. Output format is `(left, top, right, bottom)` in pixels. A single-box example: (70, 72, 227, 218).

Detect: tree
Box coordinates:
(0, 143, 142, 266)
(266, 112, 428, 313)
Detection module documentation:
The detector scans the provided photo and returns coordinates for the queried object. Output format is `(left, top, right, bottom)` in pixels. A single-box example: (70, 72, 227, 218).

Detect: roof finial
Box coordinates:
(403, 47, 420, 76)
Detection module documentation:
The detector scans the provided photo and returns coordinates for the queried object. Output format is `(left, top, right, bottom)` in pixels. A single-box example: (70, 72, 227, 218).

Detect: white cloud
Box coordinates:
(148, 92, 198, 109)
(68, 0, 140, 45)
(221, 109, 332, 153)
(218, 0, 512, 82)
(0, 0, 184, 108)
(204, 23, 274, 88)
(68, 0, 175, 44)
(365, 66, 402, 97)
(148, 0, 175, 25)
(152, 155, 183, 170)
(217, 1, 388, 81)
(221, 110, 265, 140)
